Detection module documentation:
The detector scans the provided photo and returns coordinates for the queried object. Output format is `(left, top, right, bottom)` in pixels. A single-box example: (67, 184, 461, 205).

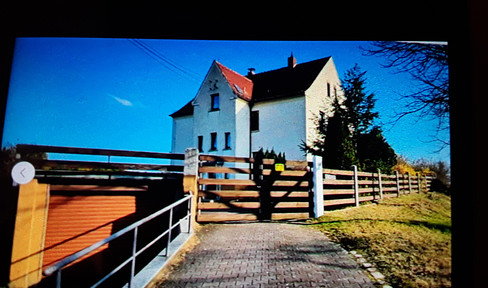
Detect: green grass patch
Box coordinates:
(310, 193, 451, 288)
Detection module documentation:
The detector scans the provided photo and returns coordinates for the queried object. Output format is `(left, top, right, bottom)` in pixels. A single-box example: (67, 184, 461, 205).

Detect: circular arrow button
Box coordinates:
(11, 161, 36, 184)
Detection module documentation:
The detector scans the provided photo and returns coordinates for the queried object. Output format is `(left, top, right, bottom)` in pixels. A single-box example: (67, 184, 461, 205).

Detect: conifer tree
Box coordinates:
(300, 64, 397, 172)
(356, 126, 396, 172)
(342, 64, 379, 146)
(300, 97, 357, 169)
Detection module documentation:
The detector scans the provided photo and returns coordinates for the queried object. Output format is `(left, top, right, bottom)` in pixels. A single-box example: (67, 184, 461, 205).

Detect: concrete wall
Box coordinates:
(251, 96, 307, 161)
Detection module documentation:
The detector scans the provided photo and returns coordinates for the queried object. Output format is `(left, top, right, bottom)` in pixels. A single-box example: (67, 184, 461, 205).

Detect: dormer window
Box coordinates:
(211, 93, 220, 111)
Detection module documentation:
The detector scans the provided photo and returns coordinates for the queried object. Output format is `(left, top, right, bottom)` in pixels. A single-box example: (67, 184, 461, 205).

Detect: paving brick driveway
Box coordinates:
(157, 223, 375, 288)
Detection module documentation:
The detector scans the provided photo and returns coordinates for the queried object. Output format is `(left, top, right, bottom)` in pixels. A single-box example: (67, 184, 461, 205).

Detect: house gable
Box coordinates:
(190, 61, 250, 156)
(303, 57, 344, 160)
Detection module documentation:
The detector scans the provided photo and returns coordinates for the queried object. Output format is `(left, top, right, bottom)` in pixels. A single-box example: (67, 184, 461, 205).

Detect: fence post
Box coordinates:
(417, 173, 422, 193)
(395, 171, 400, 196)
(408, 172, 412, 194)
(377, 168, 383, 200)
(184, 148, 199, 227)
(312, 156, 324, 218)
(352, 165, 359, 207)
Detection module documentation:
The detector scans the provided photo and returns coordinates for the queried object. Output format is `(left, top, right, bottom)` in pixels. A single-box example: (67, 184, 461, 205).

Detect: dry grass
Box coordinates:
(310, 193, 451, 287)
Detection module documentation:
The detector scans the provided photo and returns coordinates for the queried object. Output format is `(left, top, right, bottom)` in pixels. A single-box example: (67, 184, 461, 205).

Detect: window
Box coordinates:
(210, 132, 217, 151)
(251, 110, 259, 132)
(334, 86, 337, 97)
(224, 132, 231, 149)
(211, 93, 219, 111)
(327, 83, 331, 97)
(198, 135, 203, 152)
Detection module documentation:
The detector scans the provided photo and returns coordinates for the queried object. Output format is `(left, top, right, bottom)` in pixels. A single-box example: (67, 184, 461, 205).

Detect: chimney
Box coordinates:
(288, 53, 296, 68)
(247, 68, 256, 76)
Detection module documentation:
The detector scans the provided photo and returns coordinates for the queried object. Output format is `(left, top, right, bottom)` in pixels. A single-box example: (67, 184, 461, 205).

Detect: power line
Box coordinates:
(128, 38, 200, 82)
(127, 39, 203, 83)
(134, 39, 202, 79)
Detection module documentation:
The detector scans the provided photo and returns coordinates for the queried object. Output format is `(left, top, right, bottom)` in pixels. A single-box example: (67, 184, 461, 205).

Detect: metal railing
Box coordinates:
(43, 193, 193, 288)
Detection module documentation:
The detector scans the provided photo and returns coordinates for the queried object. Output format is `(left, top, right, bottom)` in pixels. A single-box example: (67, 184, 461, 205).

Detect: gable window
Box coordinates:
(224, 132, 231, 150)
(327, 83, 331, 97)
(251, 110, 259, 132)
(210, 132, 217, 151)
(211, 93, 220, 111)
(198, 135, 204, 152)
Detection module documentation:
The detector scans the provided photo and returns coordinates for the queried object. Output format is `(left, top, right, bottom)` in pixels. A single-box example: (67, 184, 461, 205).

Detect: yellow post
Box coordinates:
(9, 179, 50, 288)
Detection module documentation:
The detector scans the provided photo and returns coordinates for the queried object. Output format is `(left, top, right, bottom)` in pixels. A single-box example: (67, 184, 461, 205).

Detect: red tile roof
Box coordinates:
(215, 61, 254, 101)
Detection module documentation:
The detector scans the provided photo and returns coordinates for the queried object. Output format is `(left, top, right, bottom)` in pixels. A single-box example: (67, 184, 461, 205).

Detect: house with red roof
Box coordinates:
(170, 54, 343, 161)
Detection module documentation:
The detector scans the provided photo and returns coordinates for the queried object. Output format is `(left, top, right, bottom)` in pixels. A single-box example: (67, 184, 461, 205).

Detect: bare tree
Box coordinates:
(362, 41, 449, 146)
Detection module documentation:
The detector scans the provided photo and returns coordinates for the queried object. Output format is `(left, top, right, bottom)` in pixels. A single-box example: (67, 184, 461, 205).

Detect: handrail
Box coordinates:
(43, 193, 193, 286)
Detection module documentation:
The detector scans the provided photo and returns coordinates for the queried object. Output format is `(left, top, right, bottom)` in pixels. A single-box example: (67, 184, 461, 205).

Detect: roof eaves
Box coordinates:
(169, 99, 194, 118)
(253, 90, 306, 103)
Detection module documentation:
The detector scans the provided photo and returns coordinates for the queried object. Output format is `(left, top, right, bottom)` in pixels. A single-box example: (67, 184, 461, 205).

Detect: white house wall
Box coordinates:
(192, 62, 237, 157)
(304, 57, 344, 161)
(170, 115, 193, 164)
(251, 96, 306, 161)
(235, 98, 250, 158)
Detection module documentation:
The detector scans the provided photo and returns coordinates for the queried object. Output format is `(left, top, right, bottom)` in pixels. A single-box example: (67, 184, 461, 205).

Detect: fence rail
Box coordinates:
(43, 193, 193, 288)
(16, 144, 185, 183)
(195, 152, 433, 222)
(321, 166, 431, 211)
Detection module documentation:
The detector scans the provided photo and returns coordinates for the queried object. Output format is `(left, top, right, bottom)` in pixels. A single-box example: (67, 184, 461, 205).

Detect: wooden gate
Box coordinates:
(196, 154, 312, 222)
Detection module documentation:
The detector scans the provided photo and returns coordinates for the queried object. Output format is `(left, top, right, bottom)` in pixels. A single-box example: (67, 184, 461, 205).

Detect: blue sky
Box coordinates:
(2, 38, 450, 164)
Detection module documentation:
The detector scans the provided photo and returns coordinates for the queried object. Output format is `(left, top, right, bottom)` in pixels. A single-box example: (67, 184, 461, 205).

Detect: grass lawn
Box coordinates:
(309, 192, 451, 288)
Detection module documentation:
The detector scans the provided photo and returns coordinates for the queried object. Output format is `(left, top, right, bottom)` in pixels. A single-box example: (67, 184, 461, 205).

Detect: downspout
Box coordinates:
(249, 100, 254, 153)
(249, 99, 255, 179)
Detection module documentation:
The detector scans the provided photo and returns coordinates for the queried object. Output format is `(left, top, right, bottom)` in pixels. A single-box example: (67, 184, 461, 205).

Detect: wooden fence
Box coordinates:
(16, 144, 185, 185)
(194, 152, 433, 222)
(322, 167, 430, 207)
(197, 155, 311, 222)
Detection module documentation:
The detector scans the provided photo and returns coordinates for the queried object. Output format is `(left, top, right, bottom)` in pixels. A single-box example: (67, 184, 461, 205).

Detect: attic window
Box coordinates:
(234, 84, 243, 94)
(327, 83, 331, 97)
(211, 93, 220, 111)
